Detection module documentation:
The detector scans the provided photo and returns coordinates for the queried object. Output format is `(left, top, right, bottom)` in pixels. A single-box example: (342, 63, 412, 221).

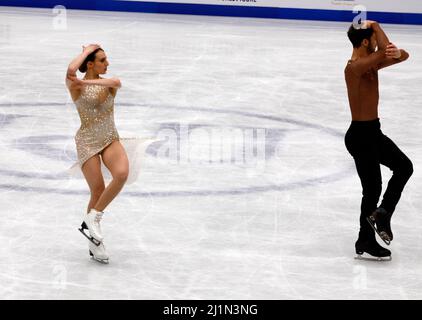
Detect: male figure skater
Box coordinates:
(344, 21, 413, 259)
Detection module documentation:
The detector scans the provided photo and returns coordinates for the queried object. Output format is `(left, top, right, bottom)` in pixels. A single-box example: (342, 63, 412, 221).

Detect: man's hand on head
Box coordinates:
(386, 43, 401, 59)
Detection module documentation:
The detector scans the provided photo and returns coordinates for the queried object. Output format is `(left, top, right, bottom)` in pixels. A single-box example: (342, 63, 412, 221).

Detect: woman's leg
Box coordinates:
(81, 154, 106, 213)
(80, 154, 107, 256)
(94, 140, 129, 212)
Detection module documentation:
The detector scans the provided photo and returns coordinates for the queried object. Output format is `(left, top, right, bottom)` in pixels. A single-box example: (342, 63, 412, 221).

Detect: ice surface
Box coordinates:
(0, 6, 421, 299)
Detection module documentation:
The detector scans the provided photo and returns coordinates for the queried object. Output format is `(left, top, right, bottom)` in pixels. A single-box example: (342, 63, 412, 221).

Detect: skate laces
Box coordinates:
(94, 211, 103, 223)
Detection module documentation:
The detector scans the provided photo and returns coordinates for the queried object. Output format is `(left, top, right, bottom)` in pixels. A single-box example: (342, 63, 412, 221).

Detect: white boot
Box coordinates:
(89, 240, 109, 264)
(82, 209, 104, 243)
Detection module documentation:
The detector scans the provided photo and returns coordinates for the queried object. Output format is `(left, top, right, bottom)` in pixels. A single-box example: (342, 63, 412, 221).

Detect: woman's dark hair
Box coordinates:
(347, 24, 374, 48)
(79, 48, 103, 73)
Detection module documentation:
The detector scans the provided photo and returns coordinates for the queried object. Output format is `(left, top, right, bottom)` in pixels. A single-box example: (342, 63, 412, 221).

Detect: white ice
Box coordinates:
(0, 6, 422, 299)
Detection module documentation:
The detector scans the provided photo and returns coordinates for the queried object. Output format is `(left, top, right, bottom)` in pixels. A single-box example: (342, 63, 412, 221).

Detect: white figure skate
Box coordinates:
(89, 240, 109, 264)
(78, 209, 104, 246)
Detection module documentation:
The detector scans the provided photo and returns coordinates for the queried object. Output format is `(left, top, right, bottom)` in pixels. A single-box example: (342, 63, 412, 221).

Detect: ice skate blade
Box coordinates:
(355, 254, 392, 262)
(78, 225, 101, 246)
(91, 257, 109, 264)
(379, 232, 391, 245)
(366, 217, 391, 246)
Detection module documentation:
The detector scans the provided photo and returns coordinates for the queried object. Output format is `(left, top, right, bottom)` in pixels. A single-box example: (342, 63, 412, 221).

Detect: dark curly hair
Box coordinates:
(79, 48, 104, 73)
(347, 24, 374, 48)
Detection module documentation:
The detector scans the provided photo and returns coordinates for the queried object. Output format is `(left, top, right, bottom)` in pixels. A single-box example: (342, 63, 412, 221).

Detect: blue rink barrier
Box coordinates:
(1, 0, 422, 25)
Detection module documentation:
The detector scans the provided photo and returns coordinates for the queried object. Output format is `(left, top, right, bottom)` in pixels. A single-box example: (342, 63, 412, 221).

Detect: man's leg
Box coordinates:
(345, 127, 382, 240)
(353, 154, 382, 240)
(378, 134, 413, 215)
(352, 154, 391, 258)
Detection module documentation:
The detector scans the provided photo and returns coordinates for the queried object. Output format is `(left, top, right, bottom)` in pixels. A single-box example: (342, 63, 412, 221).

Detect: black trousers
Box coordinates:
(345, 119, 413, 239)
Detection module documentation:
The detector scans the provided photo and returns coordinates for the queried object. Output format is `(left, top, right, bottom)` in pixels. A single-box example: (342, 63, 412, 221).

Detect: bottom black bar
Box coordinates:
(0, 300, 421, 319)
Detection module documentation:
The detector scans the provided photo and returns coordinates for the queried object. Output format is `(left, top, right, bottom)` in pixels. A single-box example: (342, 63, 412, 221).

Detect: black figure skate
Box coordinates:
(366, 207, 393, 245)
(355, 238, 391, 261)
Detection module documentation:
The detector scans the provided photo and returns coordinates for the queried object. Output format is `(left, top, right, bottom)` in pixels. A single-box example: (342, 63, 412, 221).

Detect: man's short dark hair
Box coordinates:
(347, 24, 374, 48)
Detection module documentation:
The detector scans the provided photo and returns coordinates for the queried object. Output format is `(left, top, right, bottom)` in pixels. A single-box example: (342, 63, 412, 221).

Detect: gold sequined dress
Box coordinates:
(74, 84, 119, 167)
(68, 84, 155, 185)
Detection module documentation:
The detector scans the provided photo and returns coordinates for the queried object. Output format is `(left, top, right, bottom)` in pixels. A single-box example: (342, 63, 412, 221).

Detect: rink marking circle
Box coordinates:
(0, 102, 352, 197)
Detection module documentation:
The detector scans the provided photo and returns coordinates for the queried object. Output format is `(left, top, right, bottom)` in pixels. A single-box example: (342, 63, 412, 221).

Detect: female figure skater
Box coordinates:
(66, 44, 128, 264)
